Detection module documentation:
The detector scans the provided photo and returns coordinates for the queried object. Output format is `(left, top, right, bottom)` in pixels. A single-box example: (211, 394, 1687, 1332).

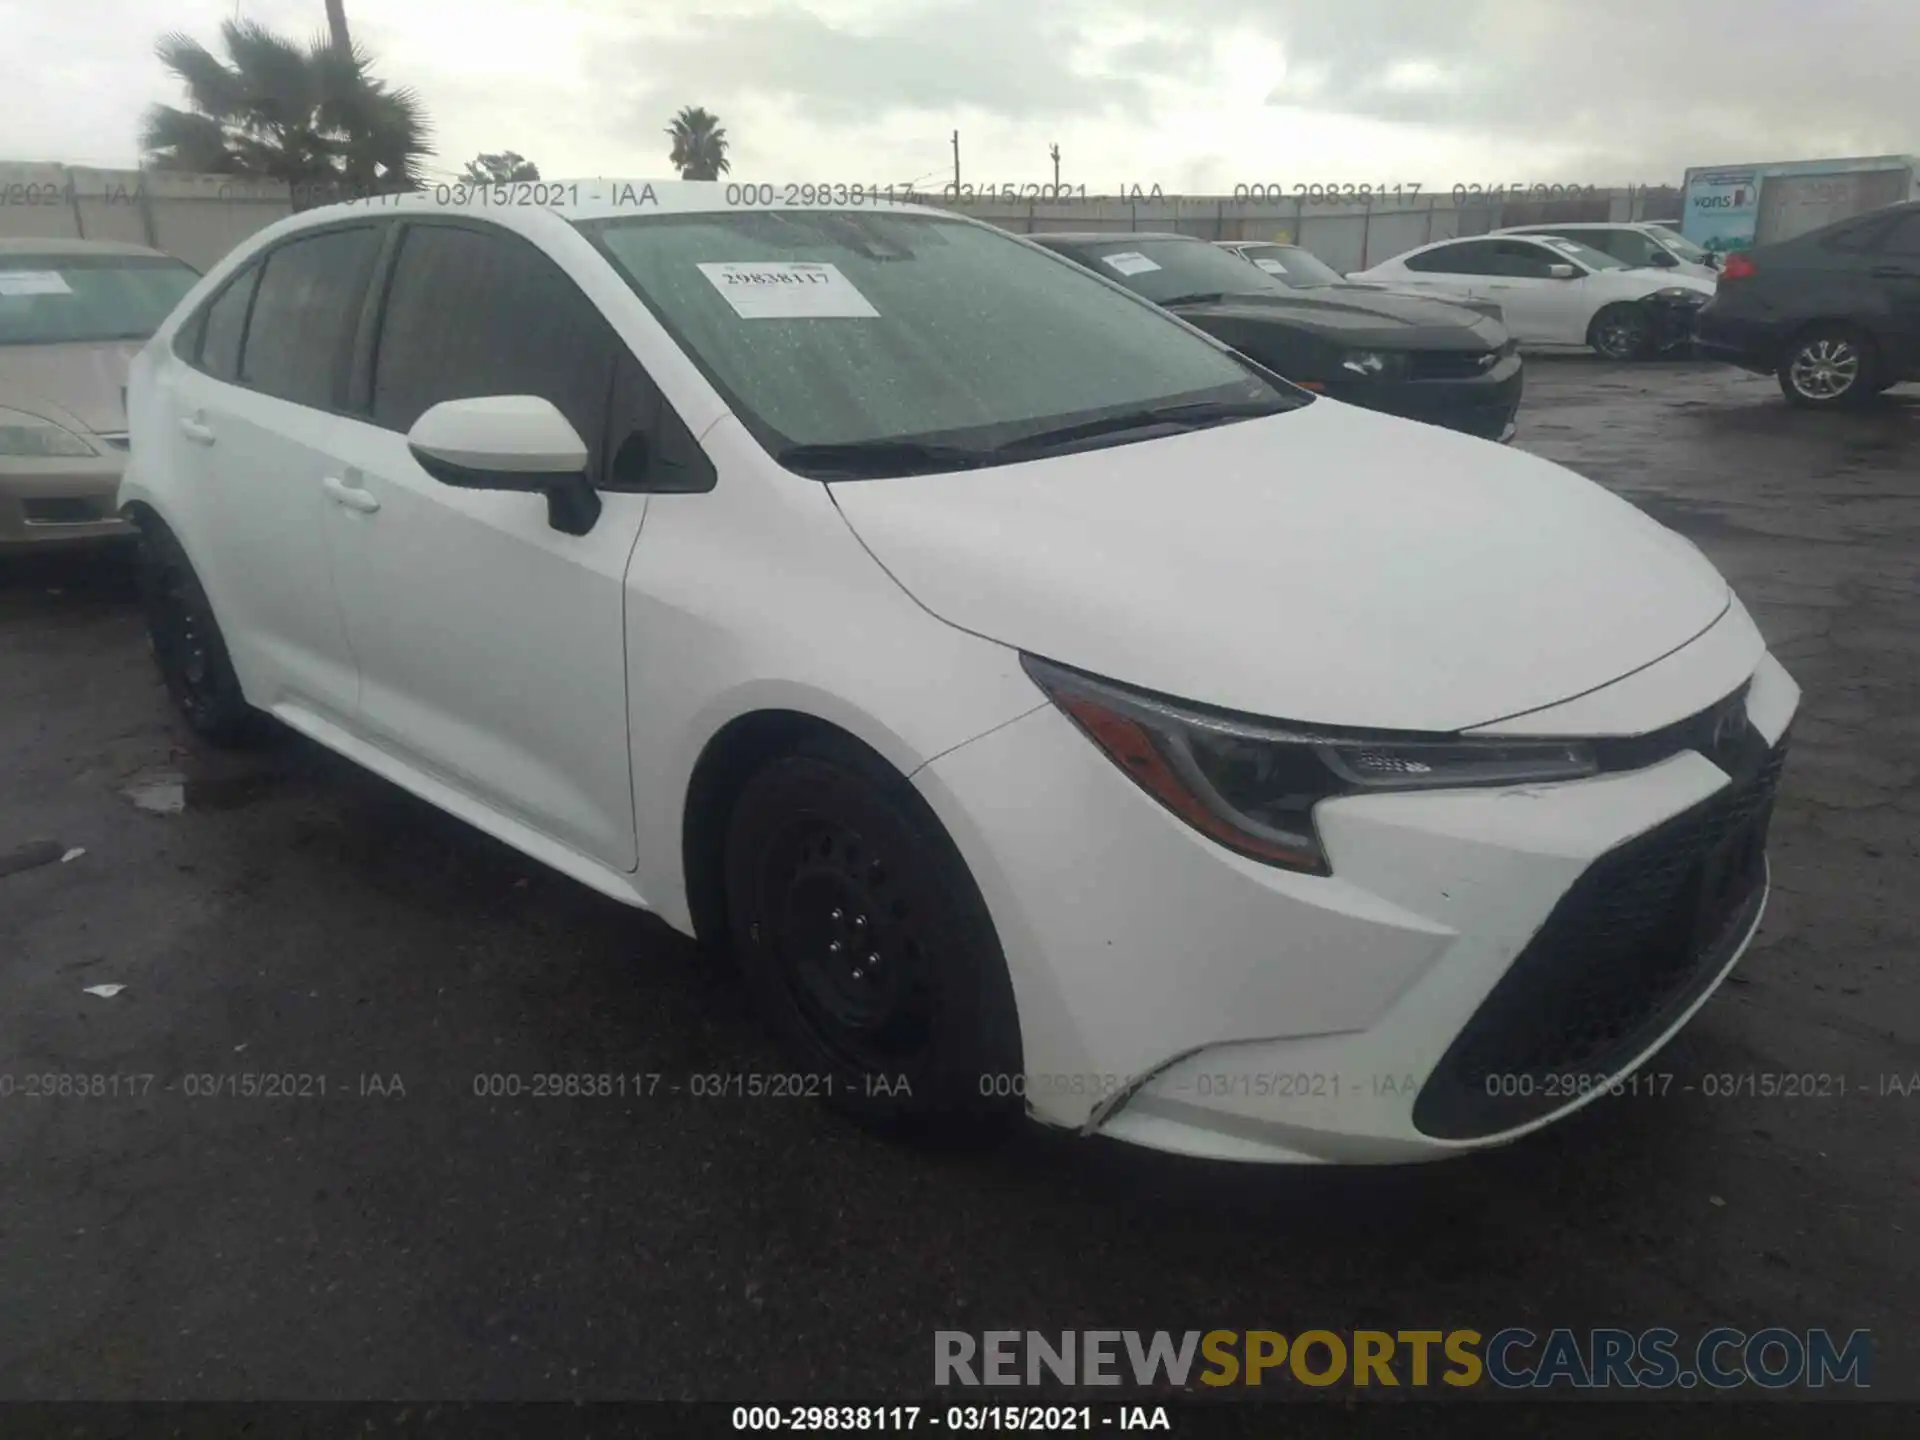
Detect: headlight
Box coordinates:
(1340, 350, 1409, 379)
(1022, 655, 1598, 875)
(0, 406, 95, 458)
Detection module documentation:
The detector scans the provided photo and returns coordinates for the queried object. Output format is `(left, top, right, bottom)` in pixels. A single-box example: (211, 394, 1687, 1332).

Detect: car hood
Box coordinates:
(1168, 288, 1504, 350)
(831, 398, 1730, 732)
(0, 341, 142, 432)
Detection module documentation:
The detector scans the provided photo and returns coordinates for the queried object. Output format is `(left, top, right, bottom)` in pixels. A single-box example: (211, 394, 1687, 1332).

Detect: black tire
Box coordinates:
(1588, 303, 1654, 360)
(1777, 324, 1879, 408)
(721, 733, 1023, 1142)
(134, 521, 264, 747)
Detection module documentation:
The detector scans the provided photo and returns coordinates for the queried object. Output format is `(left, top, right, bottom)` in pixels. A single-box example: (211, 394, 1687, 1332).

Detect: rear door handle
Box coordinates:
(322, 475, 381, 514)
(179, 416, 215, 445)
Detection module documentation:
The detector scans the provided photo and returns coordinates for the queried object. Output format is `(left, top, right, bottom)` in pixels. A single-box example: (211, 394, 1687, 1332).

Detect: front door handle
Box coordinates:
(1870, 265, 1916, 279)
(322, 475, 381, 514)
(179, 416, 215, 445)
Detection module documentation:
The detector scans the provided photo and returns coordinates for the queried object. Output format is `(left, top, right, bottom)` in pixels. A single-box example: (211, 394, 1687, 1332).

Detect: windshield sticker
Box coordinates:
(1253, 258, 1289, 274)
(696, 261, 878, 319)
(0, 270, 73, 296)
(1100, 251, 1162, 276)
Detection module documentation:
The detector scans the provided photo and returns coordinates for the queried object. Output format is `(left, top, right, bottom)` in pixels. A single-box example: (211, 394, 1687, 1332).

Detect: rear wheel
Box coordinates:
(1777, 325, 1878, 408)
(721, 733, 1023, 1142)
(1588, 303, 1654, 360)
(135, 522, 263, 747)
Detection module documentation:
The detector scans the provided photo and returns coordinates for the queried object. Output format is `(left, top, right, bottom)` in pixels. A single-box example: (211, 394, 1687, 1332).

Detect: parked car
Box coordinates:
(1213, 239, 1510, 323)
(0, 238, 201, 550)
(1034, 232, 1521, 441)
(122, 184, 1799, 1165)
(1492, 222, 1721, 282)
(1693, 200, 1920, 408)
(1349, 234, 1715, 358)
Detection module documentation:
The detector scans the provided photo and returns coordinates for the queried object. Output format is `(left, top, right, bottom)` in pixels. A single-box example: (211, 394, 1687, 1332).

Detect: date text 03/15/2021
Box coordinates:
(730, 1405, 1172, 1432)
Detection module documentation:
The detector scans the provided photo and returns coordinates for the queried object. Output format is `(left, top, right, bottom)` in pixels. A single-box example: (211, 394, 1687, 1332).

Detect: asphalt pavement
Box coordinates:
(1, 358, 1915, 1406)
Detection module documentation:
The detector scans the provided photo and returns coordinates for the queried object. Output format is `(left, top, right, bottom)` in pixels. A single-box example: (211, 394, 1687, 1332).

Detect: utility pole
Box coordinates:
(951, 130, 960, 194)
(1049, 143, 1060, 189)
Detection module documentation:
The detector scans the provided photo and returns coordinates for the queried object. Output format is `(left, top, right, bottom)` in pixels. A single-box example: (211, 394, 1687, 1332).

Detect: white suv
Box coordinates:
(120, 184, 1797, 1164)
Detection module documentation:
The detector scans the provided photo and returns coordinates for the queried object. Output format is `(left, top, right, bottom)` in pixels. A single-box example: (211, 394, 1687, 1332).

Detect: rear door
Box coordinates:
(315, 218, 654, 871)
(1867, 209, 1920, 378)
(171, 224, 380, 723)
(1396, 239, 1502, 303)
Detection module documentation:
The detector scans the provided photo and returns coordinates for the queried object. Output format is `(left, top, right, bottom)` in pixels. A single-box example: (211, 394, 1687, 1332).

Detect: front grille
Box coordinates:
(1410, 349, 1504, 381)
(1412, 731, 1789, 1140)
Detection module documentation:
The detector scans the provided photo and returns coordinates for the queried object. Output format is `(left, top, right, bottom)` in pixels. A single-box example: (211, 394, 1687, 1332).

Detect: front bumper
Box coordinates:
(1323, 351, 1523, 442)
(914, 621, 1800, 1164)
(0, 451, 133, 549)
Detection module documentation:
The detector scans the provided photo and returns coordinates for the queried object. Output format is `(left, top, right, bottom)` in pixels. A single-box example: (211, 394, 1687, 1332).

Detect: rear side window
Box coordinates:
(198, 265, 259, 382)
(239, 227, 380, 409)
(369, 223, 618, 477)
(1406, 241, 1500, 275)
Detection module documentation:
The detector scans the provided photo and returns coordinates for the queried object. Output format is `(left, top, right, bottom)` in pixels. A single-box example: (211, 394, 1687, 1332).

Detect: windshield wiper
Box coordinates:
(774, 438, 992, 478)
(996, 399, 1287, 456)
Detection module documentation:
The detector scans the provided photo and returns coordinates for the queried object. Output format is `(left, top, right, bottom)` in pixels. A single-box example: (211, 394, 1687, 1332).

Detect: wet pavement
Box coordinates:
(0, 358, 1916, 1404)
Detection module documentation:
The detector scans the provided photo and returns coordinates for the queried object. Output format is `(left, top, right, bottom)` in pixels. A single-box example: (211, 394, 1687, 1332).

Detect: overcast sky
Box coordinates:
(3, 0, 1915, 190)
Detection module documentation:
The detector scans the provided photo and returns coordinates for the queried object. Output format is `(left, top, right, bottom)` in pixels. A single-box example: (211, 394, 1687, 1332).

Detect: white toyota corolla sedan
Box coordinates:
(120, 183, 1798, 1164)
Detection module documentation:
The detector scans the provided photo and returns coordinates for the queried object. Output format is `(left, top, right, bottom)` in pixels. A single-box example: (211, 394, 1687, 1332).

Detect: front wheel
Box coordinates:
(722, 734, 1023, 1141)
(1778, 325, 1877, 408)
(1588, 303, 1654, 360)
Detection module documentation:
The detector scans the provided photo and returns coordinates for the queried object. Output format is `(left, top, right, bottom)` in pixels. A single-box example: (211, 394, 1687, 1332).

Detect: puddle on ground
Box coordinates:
(118, 765, 279, 815)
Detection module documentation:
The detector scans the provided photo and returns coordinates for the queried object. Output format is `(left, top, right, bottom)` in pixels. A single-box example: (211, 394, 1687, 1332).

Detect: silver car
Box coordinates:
(1, 237, 200, 549)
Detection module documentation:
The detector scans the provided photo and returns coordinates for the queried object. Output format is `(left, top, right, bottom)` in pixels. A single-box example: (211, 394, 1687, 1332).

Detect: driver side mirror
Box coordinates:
(407, 396, 602, 537)
(1648, 249, 1679, 268)
(1547, 263, 1578, 279)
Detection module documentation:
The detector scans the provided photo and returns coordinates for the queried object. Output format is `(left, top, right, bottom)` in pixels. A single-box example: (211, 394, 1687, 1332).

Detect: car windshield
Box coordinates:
(581, 211, 1302, 476)
(1231, 244, 1345, 288)
(0, 253, 200, 345)
(1534, 236, 1629, 271)
(1071, 238, 1288, 305)
(1645, 225, 1712, 264)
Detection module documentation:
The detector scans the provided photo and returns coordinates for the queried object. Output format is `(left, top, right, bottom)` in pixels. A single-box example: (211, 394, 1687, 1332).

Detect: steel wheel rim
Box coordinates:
(156, 569, 215, 711)
(760, 817, 930, 1067)
(1790, 339, 1859, 400)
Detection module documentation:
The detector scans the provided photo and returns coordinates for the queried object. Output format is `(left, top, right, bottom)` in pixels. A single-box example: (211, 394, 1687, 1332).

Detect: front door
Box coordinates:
(318, 219, 651, 872)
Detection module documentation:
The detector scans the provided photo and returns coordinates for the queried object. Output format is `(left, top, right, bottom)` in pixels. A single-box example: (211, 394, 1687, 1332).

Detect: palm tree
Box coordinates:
(462, 151, 541, 184)
(324, 0, 352, 57)
(141, 19, 431, 200)
(666, 106, 730, 180)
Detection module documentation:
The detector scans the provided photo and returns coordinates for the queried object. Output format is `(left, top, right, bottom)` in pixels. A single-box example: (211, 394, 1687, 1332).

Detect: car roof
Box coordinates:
(0, 236, 177, 258)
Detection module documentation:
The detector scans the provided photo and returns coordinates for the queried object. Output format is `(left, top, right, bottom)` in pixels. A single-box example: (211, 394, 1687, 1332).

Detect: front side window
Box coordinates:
(1489, 240, 1573, 279)
(1645, 225, 1713, 264)
(369, 223, 618, 476)
(1876, 212, 1920, 257)
(1533, 236, 1627, 271)
(0, 253, 200, 346)
(240, 227, 380, 409)
(581, 211, 1299, 475)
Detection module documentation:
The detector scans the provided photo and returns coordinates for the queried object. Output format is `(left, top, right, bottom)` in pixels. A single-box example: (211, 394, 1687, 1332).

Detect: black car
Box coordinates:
(1694, 200, 1920, 408)
(1029, 232, 1522, 441)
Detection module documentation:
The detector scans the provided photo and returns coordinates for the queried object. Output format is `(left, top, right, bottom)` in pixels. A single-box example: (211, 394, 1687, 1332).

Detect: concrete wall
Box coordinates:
(0, 163, 292, 272)
(2, 161, 1684, 275)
